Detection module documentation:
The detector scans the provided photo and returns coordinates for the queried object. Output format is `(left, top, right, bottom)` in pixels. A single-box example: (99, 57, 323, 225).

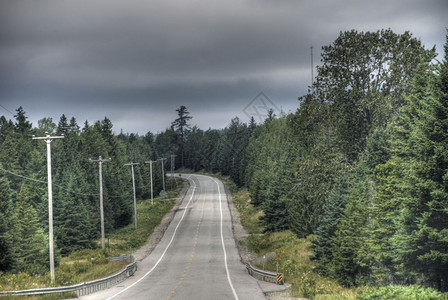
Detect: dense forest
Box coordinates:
(1, 28, 447, 292)
(0, 113, 166, 274)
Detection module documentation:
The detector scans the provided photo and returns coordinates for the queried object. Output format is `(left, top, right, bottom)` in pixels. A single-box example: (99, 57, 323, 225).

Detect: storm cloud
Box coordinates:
(1, 0, 447, 134)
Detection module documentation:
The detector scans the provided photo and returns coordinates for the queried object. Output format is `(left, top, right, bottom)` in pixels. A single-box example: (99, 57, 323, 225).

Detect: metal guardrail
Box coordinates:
(0, 255, 137, 297)
(109, 255, 132, 261)
(245, 263, 284, 285)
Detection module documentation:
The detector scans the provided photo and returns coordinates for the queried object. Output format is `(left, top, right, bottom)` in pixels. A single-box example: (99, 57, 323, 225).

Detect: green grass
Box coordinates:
(0, 177, 186, 298)
(357, 285, 448, 300)
(0, 292, 78, 300)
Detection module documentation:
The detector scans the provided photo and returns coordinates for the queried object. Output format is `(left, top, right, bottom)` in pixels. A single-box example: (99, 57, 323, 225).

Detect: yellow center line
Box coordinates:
(165, 184, 207, 299)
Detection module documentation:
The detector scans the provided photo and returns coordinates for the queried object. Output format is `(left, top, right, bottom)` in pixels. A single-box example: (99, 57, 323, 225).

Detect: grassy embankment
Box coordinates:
(216, 174, 447, 300)
(0, 177, 186, 299)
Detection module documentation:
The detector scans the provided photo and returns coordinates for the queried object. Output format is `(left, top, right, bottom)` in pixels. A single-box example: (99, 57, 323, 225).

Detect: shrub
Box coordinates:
(357, 285, 447, 300)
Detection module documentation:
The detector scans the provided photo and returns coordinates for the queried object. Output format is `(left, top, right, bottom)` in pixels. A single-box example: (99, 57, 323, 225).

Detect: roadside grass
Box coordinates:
(0, 177, 185, 298)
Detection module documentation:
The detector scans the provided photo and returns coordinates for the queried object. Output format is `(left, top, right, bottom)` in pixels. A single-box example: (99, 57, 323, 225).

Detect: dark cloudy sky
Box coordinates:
(1, 0, 447, 134)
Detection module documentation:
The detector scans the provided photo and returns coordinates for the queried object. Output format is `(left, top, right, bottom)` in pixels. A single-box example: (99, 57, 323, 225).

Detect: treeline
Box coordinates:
(0, 113, 166, 274)
(156, 29, 448, 291)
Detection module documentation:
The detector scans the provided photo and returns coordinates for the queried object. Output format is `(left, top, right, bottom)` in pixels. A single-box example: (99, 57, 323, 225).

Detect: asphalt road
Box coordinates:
(80, 174, 266, 300)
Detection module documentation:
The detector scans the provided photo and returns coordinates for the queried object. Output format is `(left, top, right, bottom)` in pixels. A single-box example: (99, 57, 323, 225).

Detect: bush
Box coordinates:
(357, 285, 448, 300)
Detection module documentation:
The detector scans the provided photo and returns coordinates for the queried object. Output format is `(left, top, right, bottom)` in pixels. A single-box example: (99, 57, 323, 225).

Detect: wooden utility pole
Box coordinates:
(158, 158, 166, 192)
(32, 133, 64, 282)
(89, 156, 111, 250)
(170, 155, 176, 179)
(144, 160, 154, 205)
(125, 162, 140, 229)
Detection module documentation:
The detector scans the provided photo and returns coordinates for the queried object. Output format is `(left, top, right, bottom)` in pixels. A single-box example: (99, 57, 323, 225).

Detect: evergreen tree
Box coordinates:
(246, 117, 295, 231)
(69, 117, 80, 134)
(330, 164, 372, 287)
(171, 105, 192, 168)
(14, 106, 32, 135)
(0, 115, 14, 143)
(54, 165, 95, 255)
(11, 199, 49, 274)
(57, 114, 69, 135)
(312, 173, 351, 276)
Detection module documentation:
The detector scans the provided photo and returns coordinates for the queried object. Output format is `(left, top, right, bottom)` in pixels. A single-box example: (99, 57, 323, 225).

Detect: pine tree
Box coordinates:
(14, 106, 32, 134)
(53, 161, 96, 255)
(171, 105, 192, 168)
(312, 173, 351, 276)
(330, 165, 372, 287)
(11, 199, 49, 274)
(0, 116, 14, 143)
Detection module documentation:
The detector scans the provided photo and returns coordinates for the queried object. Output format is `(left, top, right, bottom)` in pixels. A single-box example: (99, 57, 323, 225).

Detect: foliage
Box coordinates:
(357, 285, 447, 300)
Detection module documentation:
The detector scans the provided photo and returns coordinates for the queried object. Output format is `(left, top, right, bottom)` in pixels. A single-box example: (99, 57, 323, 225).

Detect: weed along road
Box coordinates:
(80, 174, 267, 300)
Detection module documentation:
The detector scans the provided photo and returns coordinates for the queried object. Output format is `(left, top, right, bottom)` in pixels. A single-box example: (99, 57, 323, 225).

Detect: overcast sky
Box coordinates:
(1, 0, 447, 134)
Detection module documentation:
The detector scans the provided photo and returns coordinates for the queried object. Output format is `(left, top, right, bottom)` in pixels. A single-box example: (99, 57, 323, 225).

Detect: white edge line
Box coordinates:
(213, 177, 239, 300)
(106, 176, 197, 300)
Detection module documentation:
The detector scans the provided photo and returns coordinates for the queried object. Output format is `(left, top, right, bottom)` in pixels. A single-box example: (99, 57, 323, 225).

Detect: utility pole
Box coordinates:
(89, 156, 111, 250)
(124, 162, 140, 229)
(32, 132, 64, 282)
(144, 160, 154, 205)
(158, 158, 166, 192)
(170, 154, 176, 179)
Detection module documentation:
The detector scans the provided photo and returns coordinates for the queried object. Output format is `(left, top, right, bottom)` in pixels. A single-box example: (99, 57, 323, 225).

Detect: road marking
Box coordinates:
(106, 176, 198, 300)
(212, 177, 239, 300)
(165, 183, 207, 299)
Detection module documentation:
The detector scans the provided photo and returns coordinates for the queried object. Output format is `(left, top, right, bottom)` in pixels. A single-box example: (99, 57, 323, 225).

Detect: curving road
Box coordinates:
(80, 174, 266, 300)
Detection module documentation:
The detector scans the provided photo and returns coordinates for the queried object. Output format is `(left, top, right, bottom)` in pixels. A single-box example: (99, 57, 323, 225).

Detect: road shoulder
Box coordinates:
(222, 182, 299, 300)
(132, 180, 190, 262)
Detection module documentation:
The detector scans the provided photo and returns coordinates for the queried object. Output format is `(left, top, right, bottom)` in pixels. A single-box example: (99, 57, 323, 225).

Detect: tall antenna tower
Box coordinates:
(310, 46, 314, 93)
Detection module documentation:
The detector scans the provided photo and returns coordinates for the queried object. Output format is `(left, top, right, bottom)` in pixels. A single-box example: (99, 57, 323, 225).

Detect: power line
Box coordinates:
(0, 104, 14, 115)
(0, 165, 128, 198)
(0, 166, 47, 184)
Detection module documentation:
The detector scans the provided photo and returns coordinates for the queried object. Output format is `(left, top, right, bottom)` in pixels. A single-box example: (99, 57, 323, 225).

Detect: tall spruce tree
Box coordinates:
(330, 164, 372, 287)
(11, 199, 50, 274)
(312, 172, 351, 276)
(171, 106, 192, 168)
